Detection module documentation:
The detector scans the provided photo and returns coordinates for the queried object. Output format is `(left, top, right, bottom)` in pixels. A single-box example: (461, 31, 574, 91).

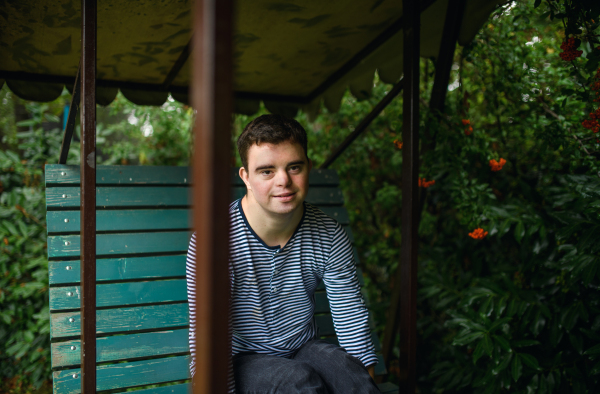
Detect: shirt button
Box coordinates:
(271, 286, 277, 293)
(273, 270, 279, 275)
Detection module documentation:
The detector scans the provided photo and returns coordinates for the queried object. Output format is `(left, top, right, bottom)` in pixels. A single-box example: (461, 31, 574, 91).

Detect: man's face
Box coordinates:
(240, 140, 311, 216)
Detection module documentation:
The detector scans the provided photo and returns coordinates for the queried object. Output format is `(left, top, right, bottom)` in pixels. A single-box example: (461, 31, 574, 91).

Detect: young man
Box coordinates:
(187, 114, 380, 393)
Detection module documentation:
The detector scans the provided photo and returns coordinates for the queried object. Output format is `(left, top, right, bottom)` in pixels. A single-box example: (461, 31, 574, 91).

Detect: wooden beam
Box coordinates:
(320, 80, 404, 169)
(382, 0, 467, 387)
(80, 0, 97, 392)
(419, 0, 467, 216)
(399, 0, 420, 392)
(190, 0, 233, 392)
(162, 39, 191, 91)
(59, 64, 80, 165)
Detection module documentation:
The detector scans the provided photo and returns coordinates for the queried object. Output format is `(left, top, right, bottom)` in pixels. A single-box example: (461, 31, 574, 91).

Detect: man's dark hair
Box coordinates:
(237, 114, 308, 169)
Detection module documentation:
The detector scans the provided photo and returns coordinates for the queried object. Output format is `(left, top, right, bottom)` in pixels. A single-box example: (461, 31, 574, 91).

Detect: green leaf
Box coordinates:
(495, 295, 508, 317)
(483, 334, 493, 356)
(17, 220, 28, 238)
(473, 339, 486, 364)
(520, 353, 540, 370)
(492, 353, 512, 375)
(493, 335, 511, 351)
(489, 317, 512, 333)
(584, 343, 600, 356)
(546, 372, 557, 392)
(498, 219, 512, 236)
(591, 362, 600, 375)
(2, 220, 19, 236)
(506, 298, 519, 317)
(528, 374, 540, 394)
(512, 339, 540, 348)
(512, 354, 522, 382)
(453, 331, 484, 346)
(530, 309, 545, 337)
(562, 306, 579, 332)
(569, 333, 583, 354)
(480, 296, 494, 317)
(515, 221, 525, 244)
(533, 0, 541, 7)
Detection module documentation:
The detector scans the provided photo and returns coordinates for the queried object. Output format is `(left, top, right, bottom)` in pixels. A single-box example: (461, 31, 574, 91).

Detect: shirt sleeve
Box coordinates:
(322, 224, 378, 368)
(186, 232, 235, 393)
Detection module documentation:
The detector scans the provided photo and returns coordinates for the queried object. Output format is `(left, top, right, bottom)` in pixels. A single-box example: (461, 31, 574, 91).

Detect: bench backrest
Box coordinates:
(46, 164, 386, 394)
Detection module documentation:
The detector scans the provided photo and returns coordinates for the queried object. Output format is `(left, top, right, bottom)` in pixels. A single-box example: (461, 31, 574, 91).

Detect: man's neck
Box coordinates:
(241, 195, 304, 248)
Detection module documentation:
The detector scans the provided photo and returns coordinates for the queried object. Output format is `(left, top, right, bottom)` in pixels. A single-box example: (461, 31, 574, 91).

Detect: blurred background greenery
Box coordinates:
(1, 1, 599, 393)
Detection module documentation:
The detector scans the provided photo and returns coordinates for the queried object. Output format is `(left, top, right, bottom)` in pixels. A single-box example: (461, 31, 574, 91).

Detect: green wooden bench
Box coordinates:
(46, 164, 398, 394)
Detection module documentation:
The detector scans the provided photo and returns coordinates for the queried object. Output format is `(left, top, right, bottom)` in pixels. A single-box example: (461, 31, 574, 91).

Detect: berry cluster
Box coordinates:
(559, 37, 583, 61)
(582, 109, 600, 133)
(489, 158, 506, 172)
(418, 178, 435, 188)
(581, 68, 600, 134)
(393, 140, 403, 149)
(468, 228, 488, 240)
(462, 119, 473, 135)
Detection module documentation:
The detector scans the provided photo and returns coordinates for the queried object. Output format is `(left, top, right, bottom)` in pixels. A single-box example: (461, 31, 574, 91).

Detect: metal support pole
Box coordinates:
(419, 0, 467, 217)
(383, 1, 466, 382)
(59, 65, 81, 164)
(428, 0, 466, 128)
(320, 80, 404, 169)
(399, 0, 420, 392)
(191, 0, 233, 392)
(80, 0, 97, 392)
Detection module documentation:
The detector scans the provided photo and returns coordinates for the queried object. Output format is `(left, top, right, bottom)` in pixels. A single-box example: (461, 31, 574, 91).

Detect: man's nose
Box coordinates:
(274, 169, 291, 187)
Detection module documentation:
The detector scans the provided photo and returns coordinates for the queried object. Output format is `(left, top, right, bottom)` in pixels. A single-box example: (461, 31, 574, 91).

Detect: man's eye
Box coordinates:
(290, 166, 301, 171)
(261, 170, 272, 175)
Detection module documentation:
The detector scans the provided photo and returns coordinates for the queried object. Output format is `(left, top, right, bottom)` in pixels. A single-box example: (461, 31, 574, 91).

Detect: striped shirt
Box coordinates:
(186, 198, 378, 384)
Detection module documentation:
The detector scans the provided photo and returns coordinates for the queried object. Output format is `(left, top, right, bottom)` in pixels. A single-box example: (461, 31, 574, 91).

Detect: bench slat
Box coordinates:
(45, 165, 339, 187)
(112, 383, 190, 394)
(46, 186, 342, 209)
(53, 355, 190, 394)
(46, 187, 191, 209)
(46, 209, 191, 233)
(47, 231, 191, 259)
(48, 229, 350, 260)
(51, 303, 188, 339)
(50, 279, 187, 311)
(46, 165, 191, 186)
(51, 329, 188, 368)
(47, 206, 349, 233)
(49, 256, 186, 285)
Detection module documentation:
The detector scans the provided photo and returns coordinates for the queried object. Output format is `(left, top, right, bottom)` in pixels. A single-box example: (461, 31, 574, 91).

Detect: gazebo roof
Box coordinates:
(0, 0, 501, 114)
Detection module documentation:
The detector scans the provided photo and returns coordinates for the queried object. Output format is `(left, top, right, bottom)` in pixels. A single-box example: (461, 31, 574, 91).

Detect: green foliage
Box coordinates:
(0, 89, 64, 392)
(300, 2, 600, 392)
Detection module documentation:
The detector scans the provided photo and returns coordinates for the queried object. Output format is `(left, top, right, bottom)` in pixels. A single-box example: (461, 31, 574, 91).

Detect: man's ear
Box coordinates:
(239, 166, 251, 191)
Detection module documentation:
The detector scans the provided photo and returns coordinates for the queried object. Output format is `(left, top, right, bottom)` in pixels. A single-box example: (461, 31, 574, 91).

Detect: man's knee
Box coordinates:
(282, 362, 327, 391)
(234, 354, 328, 393)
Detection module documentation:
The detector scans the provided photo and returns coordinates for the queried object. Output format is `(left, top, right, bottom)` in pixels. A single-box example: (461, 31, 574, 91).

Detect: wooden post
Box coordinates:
(320, 80, 404, 169)
(80, 0, 97, 392)
(383, 0, 466, 383)
(59, 65, 80, 165)
(191, 0, 233, 392)
(399, 0, 420, 392)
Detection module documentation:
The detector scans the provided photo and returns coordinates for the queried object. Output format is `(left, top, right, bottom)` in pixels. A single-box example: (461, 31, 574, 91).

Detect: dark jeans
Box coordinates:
(233, 339, 381, 394)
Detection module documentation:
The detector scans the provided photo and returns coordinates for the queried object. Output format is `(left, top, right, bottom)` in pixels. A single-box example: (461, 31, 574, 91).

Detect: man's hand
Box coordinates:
(368, 365, 375, 380)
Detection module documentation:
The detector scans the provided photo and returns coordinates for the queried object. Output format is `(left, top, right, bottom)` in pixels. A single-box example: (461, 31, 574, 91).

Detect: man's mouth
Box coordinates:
(273, 192, 296, 201)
